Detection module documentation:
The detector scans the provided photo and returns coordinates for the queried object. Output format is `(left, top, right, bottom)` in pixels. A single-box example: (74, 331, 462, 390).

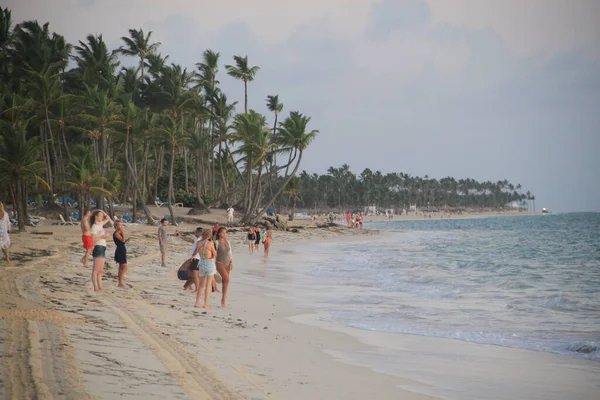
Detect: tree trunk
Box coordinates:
(124, 128, 154, 224)
(254, 149, 304, 221)
(167, 141, 178, 226)
(244, 79, 248, 114)
(14, 178, 25, 231)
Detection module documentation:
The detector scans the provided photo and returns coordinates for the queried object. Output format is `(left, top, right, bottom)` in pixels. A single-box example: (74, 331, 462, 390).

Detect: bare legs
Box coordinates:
(92, 257, 105, 292)
(161, 248, 168, 267)
(117, 262, 128, 288)
(248, 241, 254, 254)
(203, 275, 215, 308)
(216, 261, 230, 307)
(264, 243, 271, 258)
(81, 248, 92, 267)
(2, 248, 9, 263)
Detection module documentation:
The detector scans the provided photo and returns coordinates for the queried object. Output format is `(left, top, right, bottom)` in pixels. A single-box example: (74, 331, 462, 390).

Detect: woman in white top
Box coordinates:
(90, 210, 112, 292)
(0, 202, 11, 263)
(192, 229, 217, 308)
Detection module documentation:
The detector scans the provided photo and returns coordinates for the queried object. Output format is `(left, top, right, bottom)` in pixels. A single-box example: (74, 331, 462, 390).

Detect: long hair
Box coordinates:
(0, 201, 5, 219)
(216, 227, 227, 239)
(90, 210, 103, 225)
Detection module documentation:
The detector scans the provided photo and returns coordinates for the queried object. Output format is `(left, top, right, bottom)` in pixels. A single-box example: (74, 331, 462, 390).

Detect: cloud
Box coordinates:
(424, 0, 600, 58)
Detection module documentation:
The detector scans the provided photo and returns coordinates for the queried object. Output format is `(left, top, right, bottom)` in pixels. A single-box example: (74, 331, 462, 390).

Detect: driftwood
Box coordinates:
(31, 231, 54, 235)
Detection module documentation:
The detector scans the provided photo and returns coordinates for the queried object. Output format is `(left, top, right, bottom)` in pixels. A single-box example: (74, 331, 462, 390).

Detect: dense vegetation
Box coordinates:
(0, 8, 318, 229)
(295, 165, 536, 213)
(0, 8, 535, 230)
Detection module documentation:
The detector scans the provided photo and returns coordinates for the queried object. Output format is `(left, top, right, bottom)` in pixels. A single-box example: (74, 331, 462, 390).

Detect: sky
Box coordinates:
(7, 0, 600, 212)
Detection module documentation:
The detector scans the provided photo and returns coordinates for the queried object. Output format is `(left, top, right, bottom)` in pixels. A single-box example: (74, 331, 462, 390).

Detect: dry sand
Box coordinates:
(0, 209, 597, 399)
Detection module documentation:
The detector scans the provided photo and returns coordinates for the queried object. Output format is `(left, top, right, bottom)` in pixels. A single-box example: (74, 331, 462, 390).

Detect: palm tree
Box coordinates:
(154, 115, 187, 225)
(58, 147, 111, 217)
(230, 110, 271, 219)
(0, 120, 49, 230)
(73, 34, 119, 91)
(119, 28, 161, 85)
(256, 111, 318, 219)
(283, 176, 302, 219)
(265, 94, 283, 196)
(225, 55, 259, 113)
(0, 7, 14, 85)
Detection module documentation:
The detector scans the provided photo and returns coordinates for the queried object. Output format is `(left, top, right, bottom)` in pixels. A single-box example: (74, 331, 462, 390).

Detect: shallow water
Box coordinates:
(260, 213, 600, 361)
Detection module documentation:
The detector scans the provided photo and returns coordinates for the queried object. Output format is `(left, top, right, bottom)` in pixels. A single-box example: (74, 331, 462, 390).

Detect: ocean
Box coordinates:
(255, 213, 600, 361)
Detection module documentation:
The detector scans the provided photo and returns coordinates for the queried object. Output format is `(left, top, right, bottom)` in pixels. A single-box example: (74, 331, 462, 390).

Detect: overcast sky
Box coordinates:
(8, 0, 600, 212)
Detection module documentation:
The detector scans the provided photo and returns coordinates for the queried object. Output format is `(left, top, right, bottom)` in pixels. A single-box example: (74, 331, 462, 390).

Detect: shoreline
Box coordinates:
(1, 213, 598, 399)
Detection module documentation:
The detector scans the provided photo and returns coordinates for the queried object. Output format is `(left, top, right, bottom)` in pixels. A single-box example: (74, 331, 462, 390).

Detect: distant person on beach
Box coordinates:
(193, 229, 217, 308)
(113, 221, 129, 288)
(90, 210, 112, 292)
(158, 218, 169, 267)
(254, 225, 262, 251)
(226, 206, 234, 227)
(0, 202, 11, 263)
(212, 223, 220, 240)
(346, 212, 351, 227)
(247, 227, 256, 254)
(263, 230, 272, 257)
(80, 209, 93, 267)
(215, 227, 233, 307)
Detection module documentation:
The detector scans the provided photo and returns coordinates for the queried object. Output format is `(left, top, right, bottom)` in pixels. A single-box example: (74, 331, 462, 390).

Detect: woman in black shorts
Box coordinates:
(247, 227, 256, 254)
(113, 221, 129, 288)
(254, 225, 262, 251)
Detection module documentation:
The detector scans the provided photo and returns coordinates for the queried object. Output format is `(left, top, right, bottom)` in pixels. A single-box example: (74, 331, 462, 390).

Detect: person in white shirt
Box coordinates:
(226, 206, 234, 227)
(90, 210, 112, 292)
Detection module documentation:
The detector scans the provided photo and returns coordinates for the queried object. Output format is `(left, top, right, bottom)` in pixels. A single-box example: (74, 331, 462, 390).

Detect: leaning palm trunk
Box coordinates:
(255, 150, 304, 220)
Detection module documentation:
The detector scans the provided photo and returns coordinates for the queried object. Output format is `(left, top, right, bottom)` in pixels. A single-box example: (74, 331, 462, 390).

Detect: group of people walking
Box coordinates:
(246, 225, 272, 257)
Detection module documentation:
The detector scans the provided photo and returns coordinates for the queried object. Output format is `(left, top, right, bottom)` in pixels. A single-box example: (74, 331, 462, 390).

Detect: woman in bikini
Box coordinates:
(193, 229, 217, 308)
(263, 230, 272, 258)
(215, 227, 233, 307)
(113, 221, 129, 288)
(254, 225, 262, 251)
(247, 227, 256, 254)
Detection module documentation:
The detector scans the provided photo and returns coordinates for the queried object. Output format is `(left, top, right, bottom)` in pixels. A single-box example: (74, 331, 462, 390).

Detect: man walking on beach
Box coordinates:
(80, 209, 93, 267)
(158, 218, 169, 267)
(226, 206, 234, 227)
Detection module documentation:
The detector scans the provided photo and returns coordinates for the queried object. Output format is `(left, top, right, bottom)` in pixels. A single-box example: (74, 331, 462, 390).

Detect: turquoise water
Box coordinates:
(270, 213, 600, 360)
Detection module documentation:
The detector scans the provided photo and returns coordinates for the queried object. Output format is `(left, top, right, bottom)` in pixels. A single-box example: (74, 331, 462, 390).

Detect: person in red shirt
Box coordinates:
(346, 212, 351, 227)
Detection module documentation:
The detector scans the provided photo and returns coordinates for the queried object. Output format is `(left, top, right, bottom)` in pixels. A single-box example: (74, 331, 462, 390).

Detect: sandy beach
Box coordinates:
(1, 209, 597, 399)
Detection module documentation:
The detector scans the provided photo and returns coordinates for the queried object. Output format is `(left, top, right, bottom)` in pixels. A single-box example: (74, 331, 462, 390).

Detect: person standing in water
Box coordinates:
(263, 230, 272, 258)
(215, 227, 233, 307)
(247, 227, 256, 254)
(158, 218, 169, 267)
(254, 225, 262, 251)
(0, 202, 11, 263)
(113, 221, 129, 288)
(90, 210, 112, 292)
(80, 209, 93, 267)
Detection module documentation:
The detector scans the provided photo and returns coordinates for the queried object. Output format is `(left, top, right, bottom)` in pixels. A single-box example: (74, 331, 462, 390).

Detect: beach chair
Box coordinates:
(154, 198, 168, 207)
(58, 214, 77, 226)
(29, 215, 46, 226)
